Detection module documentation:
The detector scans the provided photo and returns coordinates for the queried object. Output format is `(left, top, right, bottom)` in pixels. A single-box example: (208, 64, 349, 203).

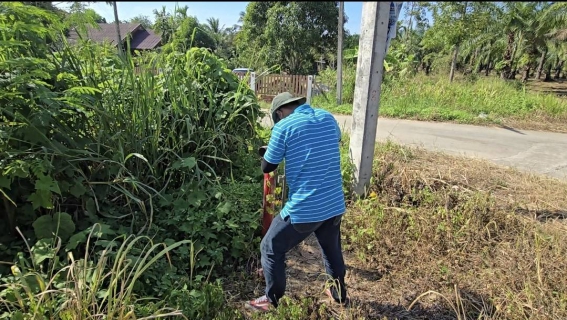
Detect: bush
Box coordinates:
(1, 2, 263, 317)
(316, 63, 357, 104)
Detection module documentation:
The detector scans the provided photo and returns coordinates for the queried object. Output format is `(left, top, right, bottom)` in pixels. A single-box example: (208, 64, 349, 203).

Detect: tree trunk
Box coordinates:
(536, 49, 547, 80)
(507, 66, 517, 80)
(521, 66, 530, 82)
(501, 32, 515, 79)
(449, 45, 459, 82)
(544, 63, 552, 82)
(471, 48, 479, 69)
(554, 60, 564, 79)
(112, 1, 123, 55)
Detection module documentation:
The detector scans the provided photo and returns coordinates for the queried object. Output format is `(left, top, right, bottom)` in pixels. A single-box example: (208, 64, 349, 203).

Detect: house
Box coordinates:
(67, 23, 162, 51)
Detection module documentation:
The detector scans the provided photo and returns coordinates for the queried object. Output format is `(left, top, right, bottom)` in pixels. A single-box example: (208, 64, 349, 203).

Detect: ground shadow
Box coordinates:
(499, 124, 526, 135)
(515, 208, 567, 221)
(343, 288, 495, 320)
(346, 263, 385, 282)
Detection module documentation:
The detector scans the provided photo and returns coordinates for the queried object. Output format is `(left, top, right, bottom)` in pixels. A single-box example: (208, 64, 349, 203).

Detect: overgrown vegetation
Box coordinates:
(0, 2, 262, 318)
(2, 2, 567, 319)
(313, 69, 567, 132)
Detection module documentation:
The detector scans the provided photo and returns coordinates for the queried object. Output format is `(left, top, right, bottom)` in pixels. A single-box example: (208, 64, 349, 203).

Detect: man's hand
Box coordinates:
(258, 146, 268, 158)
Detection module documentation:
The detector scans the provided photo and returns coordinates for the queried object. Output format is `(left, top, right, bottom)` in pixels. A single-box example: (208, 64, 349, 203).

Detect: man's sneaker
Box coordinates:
(245, 295, 273, 312)
(325, 288, 350, 306)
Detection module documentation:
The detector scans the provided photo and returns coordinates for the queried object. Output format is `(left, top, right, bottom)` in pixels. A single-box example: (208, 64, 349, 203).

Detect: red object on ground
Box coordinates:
(262, 172, 276, 237)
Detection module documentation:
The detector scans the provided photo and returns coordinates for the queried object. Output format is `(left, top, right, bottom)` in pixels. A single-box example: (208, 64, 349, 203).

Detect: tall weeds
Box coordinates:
(1, 2, 263, 317)
(0, 226, 193, 319)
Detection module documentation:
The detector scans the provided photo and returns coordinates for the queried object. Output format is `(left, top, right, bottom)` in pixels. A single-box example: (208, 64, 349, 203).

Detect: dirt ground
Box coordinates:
(227, 142, 567, 320)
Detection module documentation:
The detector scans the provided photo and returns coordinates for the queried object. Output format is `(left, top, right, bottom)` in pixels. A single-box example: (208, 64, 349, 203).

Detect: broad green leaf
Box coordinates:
(69, 180, 87, 197)
(217, 201, 232, 214)
(66, 231, 86, 251)
(181, 157, 197, 168)
(32, 212, 76, 241)
(0, 175, 11, 189)
(173, 157, 197, 170)
(28, 189, 53, 210)
(86, 198, 97, 215)
(9, 311, 24, 320)
(35, 174, 61, 195)
(66, 223, 116, 251)
(31, 238, 57, 264)
(187, 190, 207, 207)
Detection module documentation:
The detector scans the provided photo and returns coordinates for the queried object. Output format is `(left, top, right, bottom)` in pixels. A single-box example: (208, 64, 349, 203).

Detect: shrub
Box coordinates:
(1, 3, 263, 316)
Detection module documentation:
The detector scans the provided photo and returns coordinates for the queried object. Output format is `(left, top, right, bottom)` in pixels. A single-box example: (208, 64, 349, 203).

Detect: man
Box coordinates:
(245, 92, 348, 312)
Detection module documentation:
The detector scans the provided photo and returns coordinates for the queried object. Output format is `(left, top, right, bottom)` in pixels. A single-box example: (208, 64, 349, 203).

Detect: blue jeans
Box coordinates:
(260, 213, 347, 307)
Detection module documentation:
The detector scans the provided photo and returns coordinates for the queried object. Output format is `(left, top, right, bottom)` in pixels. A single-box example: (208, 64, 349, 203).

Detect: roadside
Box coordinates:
(258, 112, 567, 182)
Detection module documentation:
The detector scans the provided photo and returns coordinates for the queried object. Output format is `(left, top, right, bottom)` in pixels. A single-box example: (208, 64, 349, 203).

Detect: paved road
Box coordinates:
(260, 115, 567, 181)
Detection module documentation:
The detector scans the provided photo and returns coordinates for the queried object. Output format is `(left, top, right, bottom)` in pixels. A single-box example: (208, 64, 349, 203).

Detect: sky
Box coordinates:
(54, 2, 393, 35)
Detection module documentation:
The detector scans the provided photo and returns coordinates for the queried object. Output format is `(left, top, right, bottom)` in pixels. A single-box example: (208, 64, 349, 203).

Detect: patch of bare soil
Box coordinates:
(226, 142, 567, 320)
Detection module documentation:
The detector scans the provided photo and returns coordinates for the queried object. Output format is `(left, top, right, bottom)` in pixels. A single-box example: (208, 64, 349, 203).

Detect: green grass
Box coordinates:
(311, 74, 567, 132)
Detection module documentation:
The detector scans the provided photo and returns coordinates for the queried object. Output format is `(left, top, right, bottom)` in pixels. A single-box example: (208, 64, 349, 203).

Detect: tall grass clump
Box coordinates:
(314, 63, 357, 105)
(1, 2, 263, 318)
(380, 74, 567, 125)
(313, 66, 567, 131)
(0, 226, 193, 319)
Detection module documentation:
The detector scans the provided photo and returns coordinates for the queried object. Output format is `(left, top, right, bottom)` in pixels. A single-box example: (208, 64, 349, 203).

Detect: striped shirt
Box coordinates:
(264, 104, 346, 224)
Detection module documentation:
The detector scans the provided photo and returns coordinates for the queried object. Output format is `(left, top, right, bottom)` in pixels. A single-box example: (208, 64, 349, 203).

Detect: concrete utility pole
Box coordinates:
(336, 1, 344, 105)
(349, 2, 399, 196)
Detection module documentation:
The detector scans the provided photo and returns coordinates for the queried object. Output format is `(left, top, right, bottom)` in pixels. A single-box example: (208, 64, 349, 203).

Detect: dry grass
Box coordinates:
(225, 140, 567, 320)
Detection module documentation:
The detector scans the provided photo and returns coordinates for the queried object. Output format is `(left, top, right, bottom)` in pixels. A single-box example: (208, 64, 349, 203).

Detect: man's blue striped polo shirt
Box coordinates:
(263, 104, 346, 224)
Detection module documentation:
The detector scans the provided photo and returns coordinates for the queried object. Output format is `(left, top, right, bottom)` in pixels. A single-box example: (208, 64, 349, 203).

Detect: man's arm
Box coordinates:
(260, 125, 287, 173)
(258, 146, 279, 173)
(261, 159, 278, 173)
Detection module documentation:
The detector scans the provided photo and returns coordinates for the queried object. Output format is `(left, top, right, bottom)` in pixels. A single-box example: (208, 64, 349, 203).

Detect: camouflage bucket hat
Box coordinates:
(270, 92, 306, 124)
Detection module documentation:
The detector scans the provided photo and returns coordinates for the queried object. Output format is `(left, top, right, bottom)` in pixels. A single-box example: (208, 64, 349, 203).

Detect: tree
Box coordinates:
(80, 1, 122, 54)
(237, 2, 343, 74)
(152, 6, 216, 52)
(64, 2, 106, 39)
(152, 6, 173, 43)
(422, 2, 495, 82)
(204, 17, 225, 48)
(130, 14, 152, 29)
(344, 33, 359, 50)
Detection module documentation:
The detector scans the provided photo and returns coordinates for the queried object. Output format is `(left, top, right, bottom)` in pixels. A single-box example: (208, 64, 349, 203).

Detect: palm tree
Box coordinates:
(204, 17, 225, 46)
(498, 2, 534, 79)
(205, 17, 223, 34)
(541, 2, 567, 41)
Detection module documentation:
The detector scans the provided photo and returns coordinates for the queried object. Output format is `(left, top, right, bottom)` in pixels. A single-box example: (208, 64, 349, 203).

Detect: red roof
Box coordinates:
(68, 23, 162, 50)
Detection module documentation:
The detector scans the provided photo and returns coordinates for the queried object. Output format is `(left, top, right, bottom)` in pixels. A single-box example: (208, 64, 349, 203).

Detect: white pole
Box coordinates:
(306, 75, 313, 104)
(250, 72, 256, 93)
(349, 2, 399, 196)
